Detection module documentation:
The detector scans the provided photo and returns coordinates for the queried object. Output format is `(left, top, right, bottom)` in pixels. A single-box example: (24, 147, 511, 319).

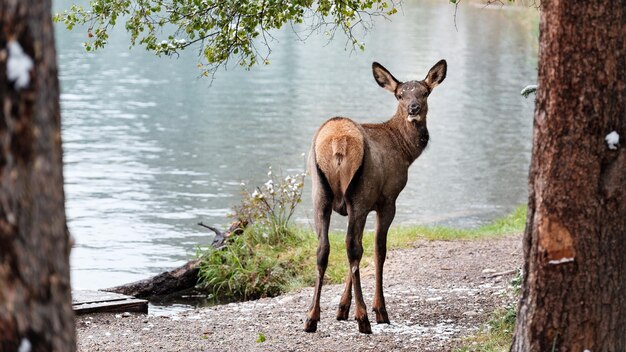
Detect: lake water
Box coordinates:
(53, 1, 538, 291)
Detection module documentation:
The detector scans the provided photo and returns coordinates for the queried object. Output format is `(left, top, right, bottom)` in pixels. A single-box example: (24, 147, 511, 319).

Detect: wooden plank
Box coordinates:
(72, 290, 148, 315)
(72, 290, 133, 304)
(73, 299, 148, 315)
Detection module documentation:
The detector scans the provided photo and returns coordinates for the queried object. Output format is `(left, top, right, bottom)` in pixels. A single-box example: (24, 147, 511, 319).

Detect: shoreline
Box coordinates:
(76, 235, 522, 351)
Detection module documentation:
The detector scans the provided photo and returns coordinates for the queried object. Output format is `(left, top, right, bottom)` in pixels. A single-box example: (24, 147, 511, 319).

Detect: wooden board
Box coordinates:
(72, 290, 148, 315)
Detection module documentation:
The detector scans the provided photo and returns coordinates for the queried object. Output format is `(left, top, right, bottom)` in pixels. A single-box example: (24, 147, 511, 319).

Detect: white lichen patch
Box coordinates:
(605, 131, 619, 150)
(6, 40, 34, 90)
(18, 338, 31, 352)
(548, 257, 574, 265)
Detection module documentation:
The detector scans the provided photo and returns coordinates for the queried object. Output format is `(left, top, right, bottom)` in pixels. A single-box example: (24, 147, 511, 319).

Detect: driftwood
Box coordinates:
(104, 220, 246, 298)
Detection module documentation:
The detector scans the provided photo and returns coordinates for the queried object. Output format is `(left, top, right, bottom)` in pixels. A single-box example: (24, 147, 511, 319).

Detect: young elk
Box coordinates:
(304, 60, 447, 334)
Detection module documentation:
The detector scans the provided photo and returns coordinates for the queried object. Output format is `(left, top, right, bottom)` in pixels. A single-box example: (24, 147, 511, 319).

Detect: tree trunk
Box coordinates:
(0, 0, 76, 351)
(511, 1, 625, 351)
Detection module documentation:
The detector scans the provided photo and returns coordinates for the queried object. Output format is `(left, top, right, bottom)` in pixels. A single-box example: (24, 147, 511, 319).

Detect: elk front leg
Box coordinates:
(346, 212, 371, 334)
(372, 204, 395, 324)
(304, 200, 331, 333)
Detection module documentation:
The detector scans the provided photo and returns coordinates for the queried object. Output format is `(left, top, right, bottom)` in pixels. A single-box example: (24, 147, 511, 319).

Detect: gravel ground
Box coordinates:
(77, 235, 522, 351)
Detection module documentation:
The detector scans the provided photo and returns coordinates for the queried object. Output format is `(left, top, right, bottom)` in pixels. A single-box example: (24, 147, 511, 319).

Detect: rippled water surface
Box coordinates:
(54, 1, 538, 290)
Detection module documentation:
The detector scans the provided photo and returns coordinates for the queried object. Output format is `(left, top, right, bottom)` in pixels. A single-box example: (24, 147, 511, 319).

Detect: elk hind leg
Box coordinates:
(346, 211, 371, 334)
(336, 270, 352, 320)
(304, 178, 332, 332)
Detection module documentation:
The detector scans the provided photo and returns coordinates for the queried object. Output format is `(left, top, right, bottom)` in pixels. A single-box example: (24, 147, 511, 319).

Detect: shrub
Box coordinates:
(197, 167, 307, 300)
(231, 167, 305, 245)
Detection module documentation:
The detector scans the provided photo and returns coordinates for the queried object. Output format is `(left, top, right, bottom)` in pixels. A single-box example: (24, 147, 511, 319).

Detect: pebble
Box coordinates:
(74, 236, 522, 352)
(425, 296, 443, 302)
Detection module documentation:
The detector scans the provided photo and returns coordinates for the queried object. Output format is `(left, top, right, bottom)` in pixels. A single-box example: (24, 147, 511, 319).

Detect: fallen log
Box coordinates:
(103, 258, 202, 298)
(104, 220, 246, 298)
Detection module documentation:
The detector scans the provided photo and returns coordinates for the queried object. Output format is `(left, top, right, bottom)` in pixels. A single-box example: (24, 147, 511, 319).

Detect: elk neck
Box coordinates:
(385, 105, 429, 164)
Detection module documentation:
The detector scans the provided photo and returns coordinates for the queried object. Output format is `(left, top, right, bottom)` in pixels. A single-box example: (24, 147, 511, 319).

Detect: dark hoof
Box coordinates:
(336, 304, 350, 321)
(373, 307, 390, 324)
(357, 316, 372, 334)
(304, 318, 318, 333)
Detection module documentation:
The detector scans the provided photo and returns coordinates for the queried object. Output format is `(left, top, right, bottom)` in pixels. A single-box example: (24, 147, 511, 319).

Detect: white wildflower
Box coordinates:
(6, 40, 34, 90)
(252, 189, 264, 199)
(264, 180, 274, 194)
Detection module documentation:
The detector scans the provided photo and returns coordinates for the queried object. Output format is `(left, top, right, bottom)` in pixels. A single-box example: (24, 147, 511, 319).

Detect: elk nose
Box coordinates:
(408, 103, 421, 115)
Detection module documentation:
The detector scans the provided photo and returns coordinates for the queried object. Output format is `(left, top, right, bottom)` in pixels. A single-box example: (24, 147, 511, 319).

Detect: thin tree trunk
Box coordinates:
(0, 0, 76, 350)
(512, 1, 625, 351)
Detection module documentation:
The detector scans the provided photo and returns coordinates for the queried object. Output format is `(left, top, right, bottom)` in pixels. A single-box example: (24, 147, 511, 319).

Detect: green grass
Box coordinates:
(197, 205, 527, 301)
(455, 270, 522, 352)
(455, 304, 518, 352)
(389, 204, 527, 241)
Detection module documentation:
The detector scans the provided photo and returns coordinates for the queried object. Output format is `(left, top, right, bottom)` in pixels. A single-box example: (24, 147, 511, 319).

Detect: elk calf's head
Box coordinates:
(373, 60, 447, 122)
(305, 60, 447, 334)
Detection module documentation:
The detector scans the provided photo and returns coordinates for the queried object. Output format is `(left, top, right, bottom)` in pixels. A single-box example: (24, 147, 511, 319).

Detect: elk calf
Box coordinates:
(304, 60, 447, 334)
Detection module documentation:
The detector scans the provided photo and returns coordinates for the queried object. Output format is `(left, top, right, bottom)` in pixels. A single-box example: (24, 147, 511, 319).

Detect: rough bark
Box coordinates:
(105, 220, 245, 298)
(511, 1, 625, 351)
(0, 0, 76, 351)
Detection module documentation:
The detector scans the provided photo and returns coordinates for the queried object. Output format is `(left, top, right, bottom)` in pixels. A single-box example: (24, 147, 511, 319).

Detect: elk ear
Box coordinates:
(372, 62, 400, 93)
(424, 59, 447, 90)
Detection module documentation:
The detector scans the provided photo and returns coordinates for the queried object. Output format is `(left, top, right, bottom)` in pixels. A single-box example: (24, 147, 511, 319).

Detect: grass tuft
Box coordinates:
(455, 305, 517, 352)
(456, 270, 522, 352)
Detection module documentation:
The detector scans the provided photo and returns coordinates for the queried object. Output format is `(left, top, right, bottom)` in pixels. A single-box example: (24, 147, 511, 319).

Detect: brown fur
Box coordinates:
(304, 60, 447, 334)
(314, 118, 364, 212)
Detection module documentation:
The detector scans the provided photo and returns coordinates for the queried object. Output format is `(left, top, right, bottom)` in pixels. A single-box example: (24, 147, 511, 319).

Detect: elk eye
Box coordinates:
(396, 94, 402, 99)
